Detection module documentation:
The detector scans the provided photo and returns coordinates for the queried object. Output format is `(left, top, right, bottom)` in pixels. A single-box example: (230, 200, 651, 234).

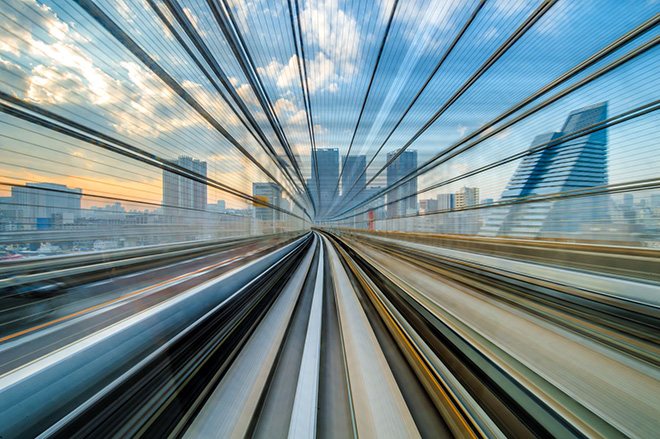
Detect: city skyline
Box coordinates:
(1, 0, 658, 221)
(481, 102, 609, 237)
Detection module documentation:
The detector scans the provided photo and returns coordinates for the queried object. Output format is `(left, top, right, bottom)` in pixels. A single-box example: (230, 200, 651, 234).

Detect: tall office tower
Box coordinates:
(455, 187, 480, 209)
(419, 198, 438, 213)
(364, 185, 387, 219)
(311, 148, 339, 214)
(480, 102, 609, 237)
(280, 198, 291, 214)
(437, 193, 455, 211)
(342, 155, 366, 207)
(11, 183, 82, 225)
(252, 182, 282, 222)
(386, 149, 418, 218)
(163, 156, 207, 218)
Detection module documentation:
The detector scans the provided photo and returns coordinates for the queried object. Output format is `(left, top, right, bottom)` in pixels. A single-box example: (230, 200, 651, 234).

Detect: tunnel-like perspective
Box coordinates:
(1, 1, 659, 438)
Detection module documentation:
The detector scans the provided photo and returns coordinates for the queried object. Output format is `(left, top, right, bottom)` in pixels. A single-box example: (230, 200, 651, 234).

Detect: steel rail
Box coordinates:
(323, 234, 422, 439)
(325, 232, 495, 439)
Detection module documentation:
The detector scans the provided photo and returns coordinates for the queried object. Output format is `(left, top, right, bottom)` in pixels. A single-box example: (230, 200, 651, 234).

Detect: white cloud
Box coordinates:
(182, 79, 242, 128)
(227, 0, 262, 30)
(457, 124, 468, 137)
(120, 61, 174, 103)
(236, 83, 259, 108)
(47, 13, 70, 40)
(301, 0, 360, 90)
(27, 64, 87, 104)
(115, 0, 135, 23)
(29, 39, 117, 105)
(258, 0, 362, 95)
(0, 40, 21, 57)
(0, 55, 29, 97)
(289, 109, 307, 126)
(495, 128, 511, 140)
(260, 51, 344, 94)
(451, 163, 469, 174)
(274, 97, 297, 114)
(307, 52, 340, 93)
(258, 55, 300, 90)
(481, 27, 499, 42)
(301, 0, 360, 65)
(480, 125, 496, 137)
(183, 7, 207, 38)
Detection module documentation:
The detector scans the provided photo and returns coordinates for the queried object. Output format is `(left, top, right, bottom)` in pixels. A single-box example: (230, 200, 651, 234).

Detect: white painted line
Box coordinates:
(288, 239, 324, 439)
(325, 236, 421, 439)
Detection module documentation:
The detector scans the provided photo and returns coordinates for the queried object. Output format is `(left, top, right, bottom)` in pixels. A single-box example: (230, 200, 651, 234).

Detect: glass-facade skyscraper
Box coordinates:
(311, 148, 339, 215)
(386, 150, 418, 218)
(342, 155, 366, 207)
(481, 102, 609, 237)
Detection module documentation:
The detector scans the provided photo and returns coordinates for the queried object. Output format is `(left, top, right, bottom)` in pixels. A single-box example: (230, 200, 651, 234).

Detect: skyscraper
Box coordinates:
(386, 149, 418, 218)
(253, 182, 282, 222)
(480, 102, 609, 237)
(436, 193, 455, 211)
(419, 198, 438, 213)
(311, 148, 339, 214)
(342, 155, 366, 206)
(163, 156, 207, 218)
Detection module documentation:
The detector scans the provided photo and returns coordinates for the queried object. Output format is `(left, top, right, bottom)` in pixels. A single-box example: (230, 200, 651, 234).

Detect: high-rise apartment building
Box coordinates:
(163, 156, 207, 218)
(455, 187, 480, 209)
(480, 102, 609, 237)
(386, 149, 418, 217)
(253, 182, 282, 222)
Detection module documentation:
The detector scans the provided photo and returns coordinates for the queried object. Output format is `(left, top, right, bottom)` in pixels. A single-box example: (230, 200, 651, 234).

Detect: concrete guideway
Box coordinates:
(323, 234, 422, 439)
(2, 230, 659, 438)
(339, 231, 660, 439)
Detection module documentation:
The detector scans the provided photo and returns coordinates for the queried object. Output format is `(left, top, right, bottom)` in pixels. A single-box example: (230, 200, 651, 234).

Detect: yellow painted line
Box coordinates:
(331, 240, 483, 439)
(0, 250, 258, 344)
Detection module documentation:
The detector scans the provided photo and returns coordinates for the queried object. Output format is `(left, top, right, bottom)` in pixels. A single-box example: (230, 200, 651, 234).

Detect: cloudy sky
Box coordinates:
(0, 0, 659, 218)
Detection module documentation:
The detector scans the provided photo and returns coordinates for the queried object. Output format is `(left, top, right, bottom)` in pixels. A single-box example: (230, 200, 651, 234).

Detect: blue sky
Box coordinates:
(0, 0, 659, 219)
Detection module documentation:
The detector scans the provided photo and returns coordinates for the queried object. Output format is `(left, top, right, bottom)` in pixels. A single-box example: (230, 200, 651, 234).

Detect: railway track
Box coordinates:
(324, 230, 660, 439)
(1, 231, 658, 438)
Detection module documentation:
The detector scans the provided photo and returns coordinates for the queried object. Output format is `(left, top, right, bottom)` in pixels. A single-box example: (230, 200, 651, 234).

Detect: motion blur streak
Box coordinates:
(0, 1, 659, 438)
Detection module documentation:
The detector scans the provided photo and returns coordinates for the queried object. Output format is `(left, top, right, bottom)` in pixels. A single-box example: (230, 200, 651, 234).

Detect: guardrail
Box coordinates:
(0, 231, 306, 289)
(320, 228, 660, 283)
